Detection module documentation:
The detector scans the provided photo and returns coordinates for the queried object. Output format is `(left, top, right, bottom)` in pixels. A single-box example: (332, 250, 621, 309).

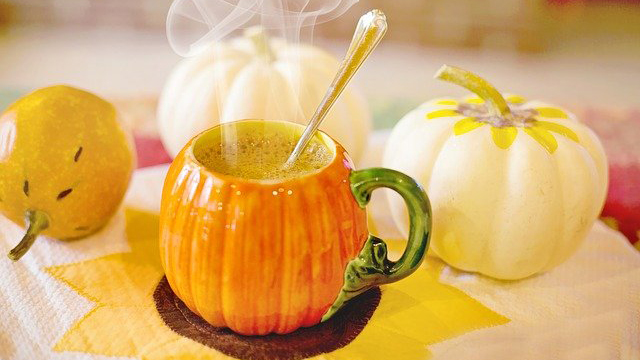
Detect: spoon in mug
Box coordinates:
(285, 9, 387, 166)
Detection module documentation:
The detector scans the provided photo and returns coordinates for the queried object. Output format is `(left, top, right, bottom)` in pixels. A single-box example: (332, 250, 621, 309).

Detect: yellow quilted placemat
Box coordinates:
(45, 208, 507, 360)
(1, 165, 639, 360)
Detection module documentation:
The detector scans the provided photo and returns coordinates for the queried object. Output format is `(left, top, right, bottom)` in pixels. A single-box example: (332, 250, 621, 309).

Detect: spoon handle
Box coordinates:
(287, 9, 387, 164)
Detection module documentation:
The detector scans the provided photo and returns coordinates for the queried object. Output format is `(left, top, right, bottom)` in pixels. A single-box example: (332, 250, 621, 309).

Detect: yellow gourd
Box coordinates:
(0, 86, 135, 260)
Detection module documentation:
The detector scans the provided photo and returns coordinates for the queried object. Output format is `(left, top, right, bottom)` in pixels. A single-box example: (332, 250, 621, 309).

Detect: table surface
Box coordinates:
(2, 155, 639, 360)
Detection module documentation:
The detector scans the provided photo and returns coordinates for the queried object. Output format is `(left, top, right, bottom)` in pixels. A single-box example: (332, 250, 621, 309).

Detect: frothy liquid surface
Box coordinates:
(197, 133, 334, 180)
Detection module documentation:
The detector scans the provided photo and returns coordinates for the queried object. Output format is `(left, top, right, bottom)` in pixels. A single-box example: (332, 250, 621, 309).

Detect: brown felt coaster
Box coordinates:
(154, 276, 381, 360)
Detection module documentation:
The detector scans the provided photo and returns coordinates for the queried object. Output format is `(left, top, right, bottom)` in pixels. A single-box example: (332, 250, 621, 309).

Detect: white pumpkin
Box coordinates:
(383, 65, 608, 280)
(157, 28, 371, 160)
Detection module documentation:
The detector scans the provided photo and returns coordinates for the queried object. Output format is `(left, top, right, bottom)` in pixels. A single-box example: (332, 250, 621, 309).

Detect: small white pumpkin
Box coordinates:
(157, 28, 371, 160)
(383, 65, 608, 280)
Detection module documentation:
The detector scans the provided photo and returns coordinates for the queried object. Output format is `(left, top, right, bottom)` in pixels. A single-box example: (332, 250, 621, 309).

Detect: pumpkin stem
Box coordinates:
(435, 65, 510, 117)
(8, 210, 50, 261)
(245, 26, 275, 62)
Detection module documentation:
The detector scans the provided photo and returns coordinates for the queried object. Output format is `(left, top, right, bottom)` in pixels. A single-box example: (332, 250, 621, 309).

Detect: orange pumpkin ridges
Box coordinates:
(159, 139, 367, 335)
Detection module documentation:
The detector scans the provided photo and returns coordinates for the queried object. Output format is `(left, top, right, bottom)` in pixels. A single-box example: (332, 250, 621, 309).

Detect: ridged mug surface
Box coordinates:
(159, 120, 368, 335)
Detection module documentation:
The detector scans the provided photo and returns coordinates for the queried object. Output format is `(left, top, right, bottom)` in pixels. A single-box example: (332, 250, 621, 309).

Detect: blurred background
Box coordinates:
(0, 0, 639, 107)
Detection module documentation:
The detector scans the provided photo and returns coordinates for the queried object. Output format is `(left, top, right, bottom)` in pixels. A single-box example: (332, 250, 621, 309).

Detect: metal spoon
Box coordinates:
(285, 9, 387, 166)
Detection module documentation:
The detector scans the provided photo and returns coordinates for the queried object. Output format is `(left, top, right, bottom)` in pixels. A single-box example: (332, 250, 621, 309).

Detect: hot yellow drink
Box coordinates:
(194, 121, 334, 180)
(162, 119, 432, 336)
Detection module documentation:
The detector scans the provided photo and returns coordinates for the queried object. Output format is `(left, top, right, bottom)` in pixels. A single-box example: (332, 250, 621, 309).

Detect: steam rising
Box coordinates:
(160, 0, 367, 169)
(167, 0, 358, 57)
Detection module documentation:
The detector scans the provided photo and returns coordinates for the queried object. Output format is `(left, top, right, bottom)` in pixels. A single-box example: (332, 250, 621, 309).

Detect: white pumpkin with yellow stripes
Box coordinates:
(383, 65, 608, 280)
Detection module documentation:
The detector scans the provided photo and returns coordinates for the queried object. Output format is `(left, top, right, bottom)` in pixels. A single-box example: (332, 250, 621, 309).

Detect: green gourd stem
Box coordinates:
(435, 65, 510, 117)
(8, 210, 50, 261)
(322, 168, 431, 321)
(245, 27, 275, 62)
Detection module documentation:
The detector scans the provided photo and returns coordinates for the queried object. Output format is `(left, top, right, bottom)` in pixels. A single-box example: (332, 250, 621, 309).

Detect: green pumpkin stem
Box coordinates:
(435, 65, 510, 117)
(245, 26, 275, 62)
(8, 210, 50, 261)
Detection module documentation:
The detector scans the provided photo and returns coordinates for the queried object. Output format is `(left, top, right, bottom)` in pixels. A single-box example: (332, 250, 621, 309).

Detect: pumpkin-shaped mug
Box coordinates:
(159, 119, 431, 335)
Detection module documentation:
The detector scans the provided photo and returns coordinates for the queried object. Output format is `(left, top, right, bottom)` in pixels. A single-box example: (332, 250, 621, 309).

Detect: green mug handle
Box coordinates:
(322, 167, 432, 321)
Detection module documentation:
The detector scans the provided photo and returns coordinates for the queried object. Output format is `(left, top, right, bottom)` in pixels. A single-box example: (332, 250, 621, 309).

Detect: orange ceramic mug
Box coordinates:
(159, 120, 431, 335)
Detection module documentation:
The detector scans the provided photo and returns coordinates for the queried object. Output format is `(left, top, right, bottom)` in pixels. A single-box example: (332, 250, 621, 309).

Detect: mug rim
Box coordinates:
(185, 119, 344, 185)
